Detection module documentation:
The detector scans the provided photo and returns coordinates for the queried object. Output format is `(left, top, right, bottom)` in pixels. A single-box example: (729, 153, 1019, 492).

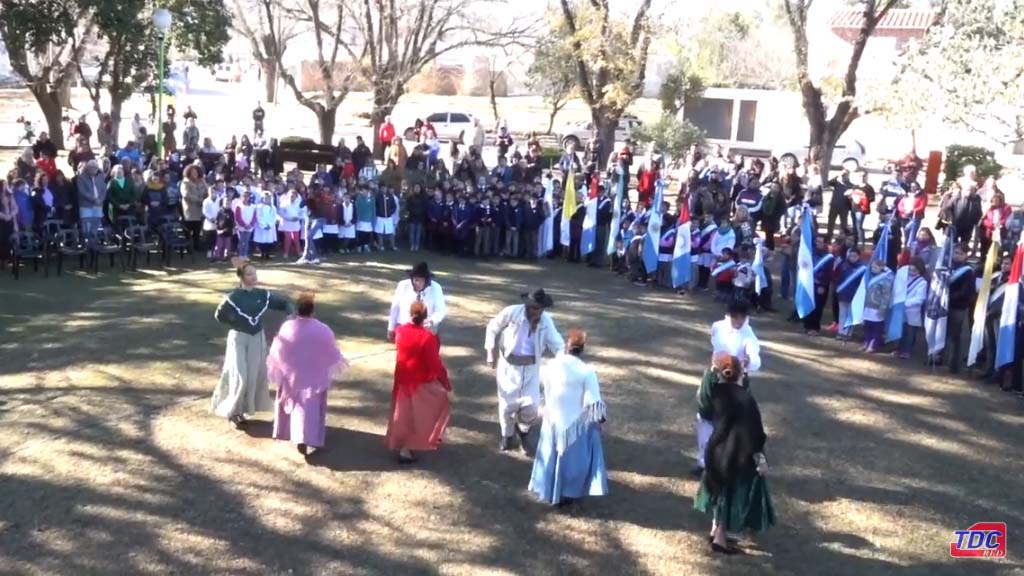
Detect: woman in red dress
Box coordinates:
(385, 301, 452, 464)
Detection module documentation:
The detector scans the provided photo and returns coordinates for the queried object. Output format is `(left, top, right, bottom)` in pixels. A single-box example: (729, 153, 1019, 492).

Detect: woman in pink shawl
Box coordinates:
(267, 292, 348, 458)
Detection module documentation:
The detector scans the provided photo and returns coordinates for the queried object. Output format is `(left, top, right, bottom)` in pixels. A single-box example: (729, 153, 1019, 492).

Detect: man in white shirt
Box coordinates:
(388, 262, 447, 341)
(695, 300, 761, 474)
(485, 289, 565, 454)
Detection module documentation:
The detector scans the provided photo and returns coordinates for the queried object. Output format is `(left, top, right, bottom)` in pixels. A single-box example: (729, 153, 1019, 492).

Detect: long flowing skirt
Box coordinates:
(211, 330, 273, 418)
(384, 381, 451, 451)
(273, 389, 328, 448)
(529, 421, 608, 505)
(694, 469, 776, 533)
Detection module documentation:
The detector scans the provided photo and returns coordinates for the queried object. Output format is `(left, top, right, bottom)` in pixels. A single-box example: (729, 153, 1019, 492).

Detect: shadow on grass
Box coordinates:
(2, 248, 1023, 574)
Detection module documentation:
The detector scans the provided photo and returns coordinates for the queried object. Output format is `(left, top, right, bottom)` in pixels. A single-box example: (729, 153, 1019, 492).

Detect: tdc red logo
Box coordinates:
(950, 522, 1006, 558)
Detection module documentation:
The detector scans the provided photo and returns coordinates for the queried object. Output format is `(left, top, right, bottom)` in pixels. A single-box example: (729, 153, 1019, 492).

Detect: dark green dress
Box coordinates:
(693, 373, 775, 533)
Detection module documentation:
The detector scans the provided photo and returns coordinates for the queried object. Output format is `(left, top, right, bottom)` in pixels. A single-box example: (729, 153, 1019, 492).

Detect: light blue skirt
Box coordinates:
(528, 421, 608, 504)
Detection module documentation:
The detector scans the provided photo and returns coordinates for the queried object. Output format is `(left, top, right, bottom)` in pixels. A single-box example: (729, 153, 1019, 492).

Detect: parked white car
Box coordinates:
(213, 63, 236, 82)
(556, 115, 643, 150)
(775, 138, 867, 171)
(401, 111, 475, 143)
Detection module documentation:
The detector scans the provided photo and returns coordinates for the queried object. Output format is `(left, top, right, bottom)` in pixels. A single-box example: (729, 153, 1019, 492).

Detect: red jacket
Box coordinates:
(393, 323, 451, 399)
(897, 192, 927, 220)
(982, 205, 1012, 239)
(637, 169, 657, 208)
(379, 122, 396, 146)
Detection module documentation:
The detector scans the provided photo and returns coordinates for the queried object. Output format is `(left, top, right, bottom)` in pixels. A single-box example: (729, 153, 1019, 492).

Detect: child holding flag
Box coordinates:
(862, 259, 895, 353)
(835, 247, 866, 342)
(803, 235, 833, 335)
(895, 258, 929, 359)
(945, 244, 977, 374)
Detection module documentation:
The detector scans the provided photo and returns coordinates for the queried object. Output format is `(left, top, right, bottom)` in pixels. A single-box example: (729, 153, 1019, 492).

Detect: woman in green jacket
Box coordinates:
(106, 165, 136, 227)
(212, 261, 296, 428)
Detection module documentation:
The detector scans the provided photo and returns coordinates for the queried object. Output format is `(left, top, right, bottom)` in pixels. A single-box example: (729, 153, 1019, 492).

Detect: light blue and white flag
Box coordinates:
(924, 227, 956, 356)
(581, 197, 597, 257)
(795, 206, 816, 319)
(672, 200, 692, 288)
(752, 238, 768, 294)
(886, 265, 911, 343)
(848, 216, 891, 328)
(642, 179, 664, 274)
(607, 166, 626, 256)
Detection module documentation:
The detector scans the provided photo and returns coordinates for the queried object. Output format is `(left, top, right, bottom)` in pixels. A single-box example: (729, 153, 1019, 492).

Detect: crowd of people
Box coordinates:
(2, 100, 1021, 396)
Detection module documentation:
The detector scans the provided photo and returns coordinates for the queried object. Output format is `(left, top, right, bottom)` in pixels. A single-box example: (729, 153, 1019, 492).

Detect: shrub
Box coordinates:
(632, 113, 705, 161)
(944, 144, 1003, 183)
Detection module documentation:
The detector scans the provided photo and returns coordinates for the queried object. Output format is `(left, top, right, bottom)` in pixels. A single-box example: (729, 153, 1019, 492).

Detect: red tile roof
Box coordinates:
(828, 9, 937, 31)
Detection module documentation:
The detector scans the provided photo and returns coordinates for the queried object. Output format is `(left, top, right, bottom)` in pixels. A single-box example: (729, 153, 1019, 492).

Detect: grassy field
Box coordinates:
(1, 250, 1022, 575)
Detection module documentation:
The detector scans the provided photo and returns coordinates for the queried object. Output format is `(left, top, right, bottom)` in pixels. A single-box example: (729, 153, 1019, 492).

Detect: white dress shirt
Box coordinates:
(388, 279, 447, 332)
(710, 317, 762, 372)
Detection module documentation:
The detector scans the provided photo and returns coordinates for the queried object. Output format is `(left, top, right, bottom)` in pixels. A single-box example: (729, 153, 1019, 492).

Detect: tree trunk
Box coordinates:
(28, 86, 67, 149)
(109, 97, 124, 149)
(489, 78, 500, 124)
(593, 108, 618, 169)
(317, 106, 338, 145)
(371, 85, 399, 159)
(547, 104, 559, 135)
(262, 60, 278, 104)
(57, 77, 73, 109)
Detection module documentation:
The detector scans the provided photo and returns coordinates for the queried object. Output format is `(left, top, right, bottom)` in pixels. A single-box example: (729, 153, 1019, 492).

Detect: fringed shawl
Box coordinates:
(541, 353, 606, 454)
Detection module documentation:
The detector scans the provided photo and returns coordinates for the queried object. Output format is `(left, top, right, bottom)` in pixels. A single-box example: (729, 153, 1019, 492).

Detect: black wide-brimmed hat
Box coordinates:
(521, 288, 554, 309)
(409, 261, 433, 279)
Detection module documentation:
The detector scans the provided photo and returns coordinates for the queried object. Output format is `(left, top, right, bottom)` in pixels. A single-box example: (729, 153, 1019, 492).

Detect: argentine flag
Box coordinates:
(795, 206, 816, 319)
(924, 228, 955, 356)
(642, 179, 665, 274)
(581, 196, 598, 257)
(885, 265, 910, 343)
(753, 238, 768, 294)
(671, 200, 692, 288)
(996, 241, 1023, 369)
(848, 217, 891, 328)
(607, 166, 627, 255)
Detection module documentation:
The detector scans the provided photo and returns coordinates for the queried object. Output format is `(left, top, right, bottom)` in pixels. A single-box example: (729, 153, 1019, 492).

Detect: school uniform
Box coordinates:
(452, 201, 475, 256)
(475, 203, 497, 256)
(945, 263, 977, 373)
(337, 201, 356, 251)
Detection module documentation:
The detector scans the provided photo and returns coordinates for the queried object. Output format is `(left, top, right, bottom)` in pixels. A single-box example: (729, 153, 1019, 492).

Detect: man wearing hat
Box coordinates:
(388, 262, 448, 341)
(485, 289, 565, 453)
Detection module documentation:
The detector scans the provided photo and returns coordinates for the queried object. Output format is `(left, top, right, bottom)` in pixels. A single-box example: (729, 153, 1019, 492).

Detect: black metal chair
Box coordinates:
(39, 218, 65, 256)
(10, 230, 48, 279)
(89, 228, 125, 273)
(55, 228, 88, 275)
(159, 221, 194, 265)
(115, 214, 138, 232)
(123, 225, 161, 270)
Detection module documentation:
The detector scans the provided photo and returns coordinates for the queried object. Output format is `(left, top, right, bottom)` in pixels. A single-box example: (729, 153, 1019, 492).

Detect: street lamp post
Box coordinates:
(153, 8, 173, 157)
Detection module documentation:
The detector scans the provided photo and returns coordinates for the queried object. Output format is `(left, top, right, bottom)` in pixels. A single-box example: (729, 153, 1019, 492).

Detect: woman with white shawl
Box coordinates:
(529, 329, 608, 506)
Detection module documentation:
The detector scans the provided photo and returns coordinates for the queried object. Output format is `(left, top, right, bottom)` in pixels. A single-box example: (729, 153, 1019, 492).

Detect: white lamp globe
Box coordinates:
(152, 8, 173, 34)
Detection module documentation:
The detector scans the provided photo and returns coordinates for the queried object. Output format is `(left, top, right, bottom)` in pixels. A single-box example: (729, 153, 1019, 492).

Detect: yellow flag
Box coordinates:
(968, 229, 1000, 366)
(560, 168, 576, 247)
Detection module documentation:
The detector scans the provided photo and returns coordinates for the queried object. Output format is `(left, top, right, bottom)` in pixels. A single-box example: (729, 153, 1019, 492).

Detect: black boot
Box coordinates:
(498, 436, 515, 452)
(517, 427, 533, 457)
